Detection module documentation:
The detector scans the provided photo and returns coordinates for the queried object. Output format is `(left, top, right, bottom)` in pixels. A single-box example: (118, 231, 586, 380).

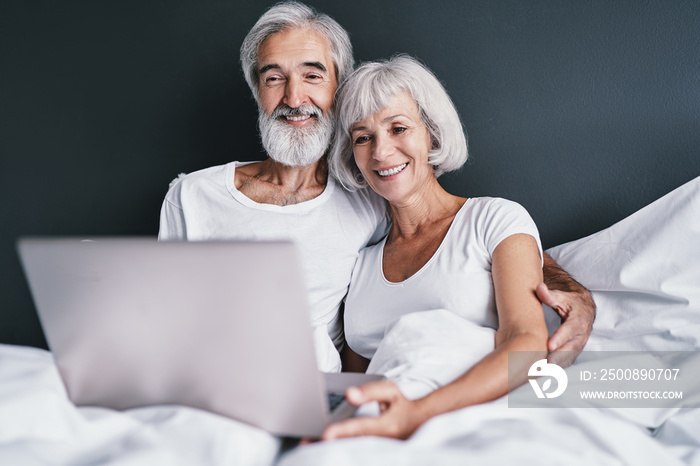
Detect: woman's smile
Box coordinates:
(377, 163, 408, 178)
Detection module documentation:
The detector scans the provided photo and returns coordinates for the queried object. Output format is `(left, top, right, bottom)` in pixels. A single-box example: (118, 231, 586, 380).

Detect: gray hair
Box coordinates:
(240, 1, 354, 103)
(329, 55, 468, 190)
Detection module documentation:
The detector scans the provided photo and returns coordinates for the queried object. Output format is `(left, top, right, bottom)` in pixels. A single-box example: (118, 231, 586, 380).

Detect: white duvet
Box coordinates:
(2, 176, 699, 465)
(0, 345, 280, 466)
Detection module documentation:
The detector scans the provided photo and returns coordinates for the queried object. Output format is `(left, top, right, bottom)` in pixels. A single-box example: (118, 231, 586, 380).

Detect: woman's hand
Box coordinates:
(321, 381, 429, 440)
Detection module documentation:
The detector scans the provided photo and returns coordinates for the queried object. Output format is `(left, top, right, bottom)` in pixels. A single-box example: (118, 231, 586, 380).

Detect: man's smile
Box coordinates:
(285, 114, 312, 122)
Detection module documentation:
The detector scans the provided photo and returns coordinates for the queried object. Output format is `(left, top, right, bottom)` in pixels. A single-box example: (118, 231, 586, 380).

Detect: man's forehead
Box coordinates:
(257, 27, 333, 72)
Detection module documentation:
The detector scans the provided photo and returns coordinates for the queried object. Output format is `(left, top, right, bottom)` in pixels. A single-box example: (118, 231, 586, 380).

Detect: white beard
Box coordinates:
(258, 104, 334, 167)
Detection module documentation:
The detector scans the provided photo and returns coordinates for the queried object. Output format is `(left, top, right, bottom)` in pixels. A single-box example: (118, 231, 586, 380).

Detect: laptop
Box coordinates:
(16, 237, 381, 437)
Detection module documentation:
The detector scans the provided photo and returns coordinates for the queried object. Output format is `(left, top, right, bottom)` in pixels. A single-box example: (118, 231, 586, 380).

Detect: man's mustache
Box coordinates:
(271, 104, 323, 119)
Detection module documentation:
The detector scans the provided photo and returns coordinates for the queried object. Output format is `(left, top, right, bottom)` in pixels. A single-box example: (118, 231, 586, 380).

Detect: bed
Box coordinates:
(1, 176, 699, 465)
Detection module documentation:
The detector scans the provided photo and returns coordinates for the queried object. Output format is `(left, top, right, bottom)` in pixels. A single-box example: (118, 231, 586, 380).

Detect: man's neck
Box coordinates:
(234, 157, 329, 206)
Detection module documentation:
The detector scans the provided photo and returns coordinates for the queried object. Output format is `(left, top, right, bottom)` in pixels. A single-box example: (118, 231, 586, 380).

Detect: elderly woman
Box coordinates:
(323, 55, 549, 440)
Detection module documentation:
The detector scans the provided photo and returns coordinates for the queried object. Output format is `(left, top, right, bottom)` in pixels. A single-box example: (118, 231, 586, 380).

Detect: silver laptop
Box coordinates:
(16, 237, 381, 437)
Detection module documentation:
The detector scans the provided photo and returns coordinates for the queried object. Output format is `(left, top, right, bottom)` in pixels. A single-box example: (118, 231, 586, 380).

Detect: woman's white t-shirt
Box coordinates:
(344, 197, 542, 360)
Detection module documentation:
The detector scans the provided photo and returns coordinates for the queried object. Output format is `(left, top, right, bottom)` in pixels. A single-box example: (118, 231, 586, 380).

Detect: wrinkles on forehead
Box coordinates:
(256, 27, 336, 83)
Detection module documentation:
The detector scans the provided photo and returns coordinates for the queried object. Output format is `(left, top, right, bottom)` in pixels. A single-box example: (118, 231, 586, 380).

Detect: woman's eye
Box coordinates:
(393, 127, 407, 134)
(354, 135, 371, 144)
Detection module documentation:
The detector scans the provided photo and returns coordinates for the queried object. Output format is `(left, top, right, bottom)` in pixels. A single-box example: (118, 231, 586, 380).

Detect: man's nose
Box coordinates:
(283, 77, 307, 108)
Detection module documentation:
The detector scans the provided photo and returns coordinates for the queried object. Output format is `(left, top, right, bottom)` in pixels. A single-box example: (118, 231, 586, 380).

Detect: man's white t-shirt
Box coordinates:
(344, 197, 542, 360)
(159, 161, 389, 372)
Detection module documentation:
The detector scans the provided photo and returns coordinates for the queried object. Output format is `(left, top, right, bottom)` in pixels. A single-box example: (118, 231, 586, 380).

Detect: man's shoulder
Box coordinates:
(162, 161, 248, 209)
(334, 184, 388, 213)
(330, 184, 390, 243)
(167, 162, 235, 190)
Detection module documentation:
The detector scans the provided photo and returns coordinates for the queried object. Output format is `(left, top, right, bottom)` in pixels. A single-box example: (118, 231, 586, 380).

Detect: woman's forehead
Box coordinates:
(351, 91, 420, 128)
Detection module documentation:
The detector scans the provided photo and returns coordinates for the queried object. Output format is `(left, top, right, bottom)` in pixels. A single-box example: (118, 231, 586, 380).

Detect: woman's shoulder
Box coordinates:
(462, 197, 541, 257)
(468, 196, 526, 210)
(462, 196, 533, 224)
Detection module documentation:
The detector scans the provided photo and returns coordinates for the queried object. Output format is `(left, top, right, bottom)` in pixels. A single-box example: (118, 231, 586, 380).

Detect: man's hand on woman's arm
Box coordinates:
(539, 253, 596, 367)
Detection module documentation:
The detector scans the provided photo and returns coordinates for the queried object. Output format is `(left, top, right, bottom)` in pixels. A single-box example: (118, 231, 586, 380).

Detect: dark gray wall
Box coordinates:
(2, 0, 699, 348)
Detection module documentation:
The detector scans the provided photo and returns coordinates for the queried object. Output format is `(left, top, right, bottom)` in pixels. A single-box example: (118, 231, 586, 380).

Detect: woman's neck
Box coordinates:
(388, 180, 466, 239)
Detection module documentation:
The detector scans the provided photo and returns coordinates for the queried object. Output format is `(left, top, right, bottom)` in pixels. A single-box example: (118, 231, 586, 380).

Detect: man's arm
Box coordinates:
(539, 252, 596, 367)
(158, 176, 188, 241)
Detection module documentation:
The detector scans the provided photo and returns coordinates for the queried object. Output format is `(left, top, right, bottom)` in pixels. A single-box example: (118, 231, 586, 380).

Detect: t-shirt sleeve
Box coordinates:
(158, 175, 187, 241)
(481, 198, 543, 265)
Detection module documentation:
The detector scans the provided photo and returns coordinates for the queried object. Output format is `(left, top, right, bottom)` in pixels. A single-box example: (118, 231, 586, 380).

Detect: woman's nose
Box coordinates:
(372, 134, 394, 161)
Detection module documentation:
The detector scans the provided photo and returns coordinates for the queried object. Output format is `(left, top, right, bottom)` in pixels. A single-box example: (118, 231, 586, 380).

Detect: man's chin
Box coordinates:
(268, 152, 325, 168)
(259, 109, 333, 169)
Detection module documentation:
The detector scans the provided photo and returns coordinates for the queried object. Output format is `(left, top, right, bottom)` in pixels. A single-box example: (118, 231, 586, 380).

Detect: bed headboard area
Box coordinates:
(2, 0, 699, 348)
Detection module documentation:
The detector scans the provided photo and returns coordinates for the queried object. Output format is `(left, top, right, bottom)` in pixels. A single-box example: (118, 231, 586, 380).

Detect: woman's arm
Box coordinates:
(322, 233, 548, 440)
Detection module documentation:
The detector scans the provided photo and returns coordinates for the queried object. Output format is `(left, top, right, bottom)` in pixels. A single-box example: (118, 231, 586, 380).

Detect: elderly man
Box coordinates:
(159, 1, 594, 374)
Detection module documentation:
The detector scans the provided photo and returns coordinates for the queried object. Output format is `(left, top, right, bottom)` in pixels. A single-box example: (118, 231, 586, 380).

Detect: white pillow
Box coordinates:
(545, 176, 700, 351)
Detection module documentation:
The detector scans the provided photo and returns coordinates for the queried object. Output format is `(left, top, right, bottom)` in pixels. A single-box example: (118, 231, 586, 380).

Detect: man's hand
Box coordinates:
(321, 381, 428, 441)
(537, 283, 595, 367)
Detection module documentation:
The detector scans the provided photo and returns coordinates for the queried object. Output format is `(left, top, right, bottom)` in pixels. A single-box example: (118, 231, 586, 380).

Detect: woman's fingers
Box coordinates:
(322, 381, 417, 440)
(345, 380, 402, 405)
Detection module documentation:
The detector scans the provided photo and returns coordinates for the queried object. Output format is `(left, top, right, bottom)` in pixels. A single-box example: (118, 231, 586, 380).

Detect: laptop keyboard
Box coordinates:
(327, 392, 346, 412)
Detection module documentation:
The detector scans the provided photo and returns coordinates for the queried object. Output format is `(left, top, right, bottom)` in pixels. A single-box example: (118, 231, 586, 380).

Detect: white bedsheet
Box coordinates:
(2, 176, 699, 465)
(280, 401, 690, 466)
(3, 343, 697, 466)
(0, 345, 280, 466)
